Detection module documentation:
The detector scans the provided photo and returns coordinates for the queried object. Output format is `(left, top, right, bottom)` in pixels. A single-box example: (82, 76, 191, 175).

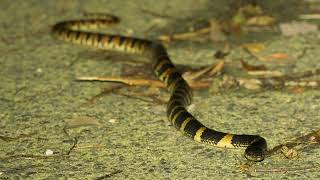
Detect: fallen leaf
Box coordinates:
(65, 116, 102, 129)
(247, 70, 283, 77)
(238, 78, 262, 90)
(209, 19, 227, 42)
(281, 146, 299, 160)
(288, 86, 305, 94)
(245, 15, 276, 26)
(241, 59, 267, 71)
(299, 14, 320, 20)
(239, 4, 263, 16)
(208, 60, 225, 76)
(242, 43, 266, 54)
(279, 21, 318, 36)
(309, 129, 320, 144)
(268, 53, 289, 59)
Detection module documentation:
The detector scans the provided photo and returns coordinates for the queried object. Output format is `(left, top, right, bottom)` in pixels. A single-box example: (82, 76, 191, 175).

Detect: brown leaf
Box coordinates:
(209, 19, 226, 42)
(279, 21, 318, 36)
(238, 78, 262, 90)
(245, 15, 276, 26)
(268, 53, 289, 59)
(65, 116, 102, 129)
(242, 43, 266, 54)
(208, 60, 225, 76)
(281, 146, 299, 160)
(241, 59, 267, 71)
(289, 86, 305, 94)
(247, 70, 283, 77)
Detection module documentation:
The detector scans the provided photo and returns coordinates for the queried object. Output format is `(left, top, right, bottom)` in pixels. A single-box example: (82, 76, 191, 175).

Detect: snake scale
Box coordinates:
(52, 14, 267, 161)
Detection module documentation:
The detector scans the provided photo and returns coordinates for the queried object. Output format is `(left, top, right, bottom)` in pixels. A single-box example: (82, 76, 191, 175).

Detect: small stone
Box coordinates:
(45, 149, 54, 156)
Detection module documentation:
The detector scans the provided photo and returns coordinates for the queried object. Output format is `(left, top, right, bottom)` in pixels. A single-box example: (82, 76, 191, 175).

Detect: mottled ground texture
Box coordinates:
(1, 0, 319, 179)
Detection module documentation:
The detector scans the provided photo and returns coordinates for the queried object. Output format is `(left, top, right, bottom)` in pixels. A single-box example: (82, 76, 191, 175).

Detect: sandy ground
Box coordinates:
(0, 0, 319, 179)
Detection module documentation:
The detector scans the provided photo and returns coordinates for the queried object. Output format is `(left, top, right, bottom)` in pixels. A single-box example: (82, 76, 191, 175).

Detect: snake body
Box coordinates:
(52, 15, 267, 161)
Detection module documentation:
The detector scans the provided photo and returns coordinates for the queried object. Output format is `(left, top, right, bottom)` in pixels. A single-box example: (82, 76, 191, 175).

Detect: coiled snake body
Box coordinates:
(52, 15, 267, 161)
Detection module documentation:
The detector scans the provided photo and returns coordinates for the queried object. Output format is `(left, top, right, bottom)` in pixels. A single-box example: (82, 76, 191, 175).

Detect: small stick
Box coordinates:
(299, 14, 320, 20)
(76, 76, 210, 89)
(158, 27, 210, 42)
(184, 60, 224, 81)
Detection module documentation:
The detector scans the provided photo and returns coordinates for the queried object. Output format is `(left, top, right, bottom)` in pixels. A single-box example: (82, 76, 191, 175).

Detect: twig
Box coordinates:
(114, 91, 163, 104)
(95, 170, 123, 180)
(267, 129, 320, 158)
(84, 84, 126, 105)
(76, 76, 210, 89)
(183, 60, 224, 81)
(66, 137, 78, 155)
(158, 27, 210, 42)
(240, 162, 320, 177)
(300, 14, 320, 20)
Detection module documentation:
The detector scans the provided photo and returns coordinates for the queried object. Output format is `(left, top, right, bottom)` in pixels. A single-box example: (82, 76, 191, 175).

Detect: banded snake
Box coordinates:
(52, 14, 267, 161)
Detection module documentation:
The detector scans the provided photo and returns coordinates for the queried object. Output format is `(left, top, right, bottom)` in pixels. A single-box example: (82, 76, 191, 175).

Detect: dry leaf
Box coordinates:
(242, 43, 266, 53)
(183, 61, 224, 81)
(221, 75, 238, 89)
(245, 15, 275, 26)
(285, 80, 319, 88)
(238, 78, 262, 90)
(309, 129, 320, 144)
(65, 116, 102, 129)
(281, 146, 299, 160)
(247, 70, 283, 77)
(244, 45, 294, 64)
(239, 4, 263, 15)
(208, 60, 225, 76)
(300, 14, 320, 20)
(289, 86, 305, 94)
(241, 59, 267, 71)
(209, 19, 227, 42)
(268, 53, 289, 59)
(279, 21, 318, 36)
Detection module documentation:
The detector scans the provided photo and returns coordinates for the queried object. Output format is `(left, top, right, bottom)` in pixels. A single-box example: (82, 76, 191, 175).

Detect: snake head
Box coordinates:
(244, 137, 267, 162)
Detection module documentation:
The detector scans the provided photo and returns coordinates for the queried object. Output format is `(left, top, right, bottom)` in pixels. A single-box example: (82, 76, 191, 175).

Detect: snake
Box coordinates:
(51, 14, 267, 161)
